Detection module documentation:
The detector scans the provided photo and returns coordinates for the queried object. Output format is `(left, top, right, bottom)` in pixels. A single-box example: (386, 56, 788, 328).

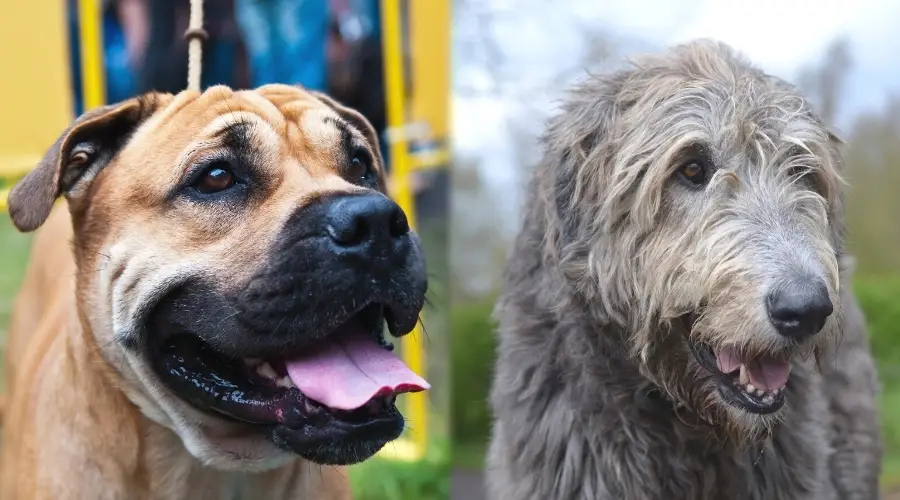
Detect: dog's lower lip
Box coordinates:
(687, 338, 787, 414)
(719, 377, 786, 414)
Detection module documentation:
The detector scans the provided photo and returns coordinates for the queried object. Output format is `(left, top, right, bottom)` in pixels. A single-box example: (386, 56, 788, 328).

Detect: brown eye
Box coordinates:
(679, 160, 709, 186)
(194, 163, 235, 194)
(349, 150, 371, 180)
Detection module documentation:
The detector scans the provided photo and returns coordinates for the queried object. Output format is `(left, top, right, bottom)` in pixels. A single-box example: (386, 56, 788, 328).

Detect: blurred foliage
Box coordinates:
(843, 98, 900, 275)
(855, 275, 900, 483)
(349, 438, 450, 500)
(0, 218, 32, 367)
(449, 298, 497, 452)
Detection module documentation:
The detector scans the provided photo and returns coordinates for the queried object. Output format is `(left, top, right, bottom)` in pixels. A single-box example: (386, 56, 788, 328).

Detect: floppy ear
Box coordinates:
(7, 96, 163, 232)
(307, 90, 388, 190)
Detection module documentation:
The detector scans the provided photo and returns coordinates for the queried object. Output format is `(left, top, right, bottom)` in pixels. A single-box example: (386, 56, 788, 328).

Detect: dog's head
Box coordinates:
(540, 40, 844, 440)
(7, 85, 428, 470)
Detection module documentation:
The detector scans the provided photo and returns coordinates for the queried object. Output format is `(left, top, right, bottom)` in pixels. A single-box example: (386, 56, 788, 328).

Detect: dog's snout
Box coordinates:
(766, 278, 833, 340)
(324, 194, 409, 249)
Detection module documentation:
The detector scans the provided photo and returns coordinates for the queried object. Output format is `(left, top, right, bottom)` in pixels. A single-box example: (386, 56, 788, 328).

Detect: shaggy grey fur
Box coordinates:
(486, 40, 882, 500)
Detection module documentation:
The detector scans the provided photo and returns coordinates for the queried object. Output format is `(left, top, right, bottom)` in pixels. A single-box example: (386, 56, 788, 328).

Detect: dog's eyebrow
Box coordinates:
(202, 109, 274, 140)
(323, 116, 355, 155)
(212, 120, 252, 141)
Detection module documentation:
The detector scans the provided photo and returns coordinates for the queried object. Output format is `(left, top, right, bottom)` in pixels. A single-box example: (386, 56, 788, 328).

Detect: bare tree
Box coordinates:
(797, 37, 853, 126)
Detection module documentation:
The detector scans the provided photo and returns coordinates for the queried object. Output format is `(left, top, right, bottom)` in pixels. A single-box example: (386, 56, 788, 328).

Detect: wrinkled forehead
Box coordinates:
(113, 85, 363, 193)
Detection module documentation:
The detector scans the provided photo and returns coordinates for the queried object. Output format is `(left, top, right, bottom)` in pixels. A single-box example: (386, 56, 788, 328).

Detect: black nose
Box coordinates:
(766, 278, 833, 340)
(324, 194, 410, 249)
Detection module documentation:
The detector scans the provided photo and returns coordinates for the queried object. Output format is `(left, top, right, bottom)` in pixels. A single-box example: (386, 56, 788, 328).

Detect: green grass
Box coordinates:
(0, 217, 32, 350)
(348, 439, 450, 500)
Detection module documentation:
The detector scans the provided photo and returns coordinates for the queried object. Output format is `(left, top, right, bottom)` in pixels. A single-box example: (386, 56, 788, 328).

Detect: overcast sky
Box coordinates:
(581, 0, 900, 128)
(579, 0, 897, 71)
(451, 0, 900, 218)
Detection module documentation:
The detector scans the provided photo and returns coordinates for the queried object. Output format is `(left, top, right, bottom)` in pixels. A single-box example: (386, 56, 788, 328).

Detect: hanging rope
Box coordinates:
(184, 0, 207, 92)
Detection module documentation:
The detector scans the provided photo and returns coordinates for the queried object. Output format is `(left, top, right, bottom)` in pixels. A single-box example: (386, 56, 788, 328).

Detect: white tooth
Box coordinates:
(746, 383, 756, 394)
(275, 376, 295, 388)
(755, 389, 764, 397)
(738, 365, 749, 385)
(257, 362, 278, 380)
(244, 358, 262, 367)
(762, 394, 773, 405)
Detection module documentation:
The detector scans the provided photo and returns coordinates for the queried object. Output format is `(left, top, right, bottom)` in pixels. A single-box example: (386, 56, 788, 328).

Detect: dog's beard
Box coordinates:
(635, 323, 809, 448)
(624, 256, 838, 422)
(638, 314, 843, 453)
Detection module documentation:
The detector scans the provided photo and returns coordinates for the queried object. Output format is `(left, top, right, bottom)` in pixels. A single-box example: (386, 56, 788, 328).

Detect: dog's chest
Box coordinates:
(150, 476, 309, 500)
(611, 423, 834, 500)
(146, 461, 312, 500)
(613, 376, 836, 500)
(701, 435, 834, 500)
(671, 397, 835, 499)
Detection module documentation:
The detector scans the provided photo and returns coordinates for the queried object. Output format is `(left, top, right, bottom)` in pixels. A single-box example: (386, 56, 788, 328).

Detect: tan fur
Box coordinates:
(0, 84, 394, 499)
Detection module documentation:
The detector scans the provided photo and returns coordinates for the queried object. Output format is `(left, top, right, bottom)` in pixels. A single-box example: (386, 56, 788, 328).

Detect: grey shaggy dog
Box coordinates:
(486, 40, 883, 500)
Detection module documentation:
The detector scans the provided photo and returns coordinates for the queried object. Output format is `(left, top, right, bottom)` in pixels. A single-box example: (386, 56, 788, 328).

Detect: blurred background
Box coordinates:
(449, 0, 900, 498)
(0, 0, 449, 498)
(3, 1, 900, 499)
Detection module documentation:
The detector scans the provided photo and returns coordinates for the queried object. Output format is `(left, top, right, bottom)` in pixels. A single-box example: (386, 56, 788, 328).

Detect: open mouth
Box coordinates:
(687, 338, 789, 415)
(149, 302, 429, 464)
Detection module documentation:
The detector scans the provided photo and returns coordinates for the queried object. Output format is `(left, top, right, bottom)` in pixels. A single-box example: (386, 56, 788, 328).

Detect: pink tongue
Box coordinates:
(714, 347, 791, 392)
(284, 329, 429, 411)
(744, 358, 790, 392)
(715, 347, 742, 373)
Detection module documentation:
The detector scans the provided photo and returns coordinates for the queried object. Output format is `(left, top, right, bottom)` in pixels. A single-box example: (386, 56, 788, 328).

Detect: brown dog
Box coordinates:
(1, 85, 429, 498)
